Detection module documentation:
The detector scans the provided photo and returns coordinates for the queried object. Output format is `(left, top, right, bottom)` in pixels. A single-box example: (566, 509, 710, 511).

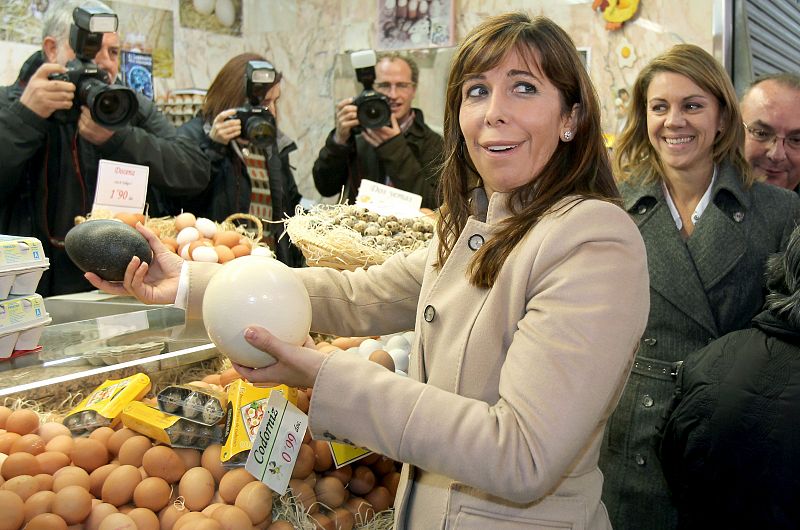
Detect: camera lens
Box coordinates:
(244, 114, 276, 148)
(356, 91, 391, 129)
(81, 79, 138, 129)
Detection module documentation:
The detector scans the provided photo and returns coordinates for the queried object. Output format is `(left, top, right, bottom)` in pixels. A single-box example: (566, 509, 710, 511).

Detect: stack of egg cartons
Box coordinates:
(0, 235, 51, 360)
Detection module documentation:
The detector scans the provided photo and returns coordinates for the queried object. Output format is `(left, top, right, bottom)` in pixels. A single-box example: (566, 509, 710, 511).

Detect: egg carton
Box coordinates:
(157, 383, 227, 426)
(0, 294, 51, 360)
(164, 419, 225, 449)
(121, 400, 224, 450)
(63, 409, 114, 433)
(0, 235, 49, 299)
(63, 373, 152, 435)
(83, 341, 166, 366)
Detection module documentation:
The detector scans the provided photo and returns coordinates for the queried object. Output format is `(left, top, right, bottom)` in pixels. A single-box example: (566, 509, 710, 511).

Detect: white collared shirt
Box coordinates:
(662, 167, 717, 230)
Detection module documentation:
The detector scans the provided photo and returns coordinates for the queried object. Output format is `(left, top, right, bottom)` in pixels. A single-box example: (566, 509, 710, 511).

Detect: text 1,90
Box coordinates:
(281, 432, 297, 463)
(110, 189, 129, 200)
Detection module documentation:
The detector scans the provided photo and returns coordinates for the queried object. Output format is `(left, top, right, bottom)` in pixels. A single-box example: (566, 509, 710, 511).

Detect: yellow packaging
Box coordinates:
(120, 401, 223, 449)
(63, 373, 151, 435)
(221, 379, 298, 466)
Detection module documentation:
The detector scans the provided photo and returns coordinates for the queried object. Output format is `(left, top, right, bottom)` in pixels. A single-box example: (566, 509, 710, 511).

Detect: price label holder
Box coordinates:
(356, 180, 422, 218)
(245, 390, 308, 495)
(92, 159, 149, 215)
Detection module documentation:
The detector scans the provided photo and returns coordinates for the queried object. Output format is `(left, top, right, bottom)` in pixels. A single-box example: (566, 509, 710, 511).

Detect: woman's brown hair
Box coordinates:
(614, 43, 750, 187)
(201, 53, 283, 122)
(437, 12, 618, 288)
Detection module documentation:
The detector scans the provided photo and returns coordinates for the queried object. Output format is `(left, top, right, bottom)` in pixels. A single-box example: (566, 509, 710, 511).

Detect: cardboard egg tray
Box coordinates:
(0, 235, 49, 299)
(0, 294, 51, 360)
(82, 341, 166, 366)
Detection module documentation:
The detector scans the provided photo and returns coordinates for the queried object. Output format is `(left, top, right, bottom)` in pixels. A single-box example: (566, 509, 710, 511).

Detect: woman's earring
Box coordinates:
(563, 130, 572, 141)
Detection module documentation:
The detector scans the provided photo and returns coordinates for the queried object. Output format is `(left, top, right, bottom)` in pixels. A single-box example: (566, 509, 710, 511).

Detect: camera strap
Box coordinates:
(42, 131, 87, 248)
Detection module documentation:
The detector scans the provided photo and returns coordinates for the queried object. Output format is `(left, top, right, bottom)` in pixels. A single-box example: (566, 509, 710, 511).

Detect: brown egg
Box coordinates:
(101, 464, 141, 506)
(218, 467, 255, 504)
(128, 507, 160, 530)
(0, 406, 12, 429)
(5, 409, 40, 435)
(134, 476, 171, 511)
(10, 433, 46, 455)
(142, 445, 185, 484)
(173, 512, 209, 529)
(368, 349, 395, 371)
(179, 466, 215, 511)
(288, 478, 317, 514)
(329, 337, 355, 349)
(199, 444, 226, 485)
(2, 451, 41, 479)
(194, 518, 224, 530)
(0, 490, 24, 529)
(290, 443, 314, 480)
(0, 432, 21, 454)
(114, 212, 146, 227)
(175, 212, 197, 232)
(348, 466, 375, 496)
(158, 503, 188, 530)
(213, 231, 241, 248)
(234, 480, 273, 525)
(325, 463, 352, 485)
(210, 505, 253, 529)
(88, 426, 116, 447)
(107, 428, 138, 456)
(71, 437, 109, 472)
(53, 466, 90, 491)
(311, 440, 333, 472)
(99, 512, 137, 530)
(37, 422, 71, 442)
(315, 476, 346, 509)
(201, 502, 225, 517)
(23, 489, 55, 523)
(33, 472, 52, 491)
(84, 502, 119, 530)
(309, 513, 334, 530)
(26, 513, 68, 530)
(215, 245, 235, 263)
(295, 391, 310, 414)
(371, 455, 396, 476)
(344, 496, 375, 523)
(267, 521, 295, 530)
(1, 474, 40, 501)
(117, 435, 152, 467)
(330, 506, 355, 530)
(365, 485, 393, 512)
(230, 244, 251, 258)
(45, 434, 75, 455)
(218, 367, 241, 388)
(53, 484, 93, 524)
(161, 237, 179, 253)
(174, 448, 201, 470)
(89, 463, 119, 498)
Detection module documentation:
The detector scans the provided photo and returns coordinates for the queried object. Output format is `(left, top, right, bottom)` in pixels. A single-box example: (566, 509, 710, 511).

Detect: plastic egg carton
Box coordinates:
(157, 384, 227, 425)
(0, 294, 51, 360)
(0, 235, 49, 299)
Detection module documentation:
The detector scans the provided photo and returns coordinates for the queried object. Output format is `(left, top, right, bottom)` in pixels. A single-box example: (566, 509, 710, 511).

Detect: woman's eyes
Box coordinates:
(465, 84, 488, 98)
(464, 82, 537, 98)
(649, 102, 704, 113)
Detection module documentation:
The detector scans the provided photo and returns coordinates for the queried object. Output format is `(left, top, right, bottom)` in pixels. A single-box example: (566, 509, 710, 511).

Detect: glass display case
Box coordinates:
(0, 295, 220, 404)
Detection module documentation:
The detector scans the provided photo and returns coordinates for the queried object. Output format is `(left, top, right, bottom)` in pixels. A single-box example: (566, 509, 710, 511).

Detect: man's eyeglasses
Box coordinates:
(374, 82, 416, 93)
(743, 122, 800, 151)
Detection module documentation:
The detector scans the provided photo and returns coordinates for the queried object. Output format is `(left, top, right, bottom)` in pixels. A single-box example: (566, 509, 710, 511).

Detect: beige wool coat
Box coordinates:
(187, 190, 649, 529)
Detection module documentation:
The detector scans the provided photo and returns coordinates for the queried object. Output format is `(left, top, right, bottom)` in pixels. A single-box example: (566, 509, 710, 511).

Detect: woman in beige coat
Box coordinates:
(89, 13, 649, 529)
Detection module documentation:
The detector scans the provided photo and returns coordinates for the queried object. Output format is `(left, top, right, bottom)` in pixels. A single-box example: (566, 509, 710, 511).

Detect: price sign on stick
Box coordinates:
(92, 159, 149, 215)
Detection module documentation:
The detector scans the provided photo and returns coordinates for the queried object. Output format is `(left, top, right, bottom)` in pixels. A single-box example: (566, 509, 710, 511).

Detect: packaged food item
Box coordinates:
(120, 400, 224, 449)
(62, 373, 151, 434)
(221, 379, 298, 467)
(157, 383, 228, 425)
(0, 235, 49, 298)
(0, 294, 51, 359)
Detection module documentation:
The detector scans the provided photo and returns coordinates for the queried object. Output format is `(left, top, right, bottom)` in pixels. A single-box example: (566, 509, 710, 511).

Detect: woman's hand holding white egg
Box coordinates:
(85, 222, 184, 305)
(233, 327, 325, 389)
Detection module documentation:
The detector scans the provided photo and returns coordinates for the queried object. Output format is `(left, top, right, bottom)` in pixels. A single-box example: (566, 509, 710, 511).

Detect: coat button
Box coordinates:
(637, 205, 647, 215)
(468, 234, 484, 250)
(642, 395, 654, 407)
(643, 337, 657, 346)
(323, 431, 337, 441)
(733, 211, 745, 223)
(424, 305, 436, 322)
(342, 438, 353, 445)
(634, 453, 646, 466)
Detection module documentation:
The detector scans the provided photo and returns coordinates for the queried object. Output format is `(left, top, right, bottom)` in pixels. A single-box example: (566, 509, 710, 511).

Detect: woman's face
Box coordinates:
(646, 72, 722, 179)
(262, 83, 281, 121)
(459, 49, 574, 197)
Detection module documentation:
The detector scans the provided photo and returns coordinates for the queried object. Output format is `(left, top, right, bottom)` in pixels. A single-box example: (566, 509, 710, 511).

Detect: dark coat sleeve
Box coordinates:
(376, 123, 443, 209)
(312, 129, 354, 198)
(0, 96, 50, 196)
(94, 93, 210, 195)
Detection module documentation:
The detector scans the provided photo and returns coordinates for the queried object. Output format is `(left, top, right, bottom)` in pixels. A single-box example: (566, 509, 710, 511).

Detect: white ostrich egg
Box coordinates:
(202, 255, 311, 368)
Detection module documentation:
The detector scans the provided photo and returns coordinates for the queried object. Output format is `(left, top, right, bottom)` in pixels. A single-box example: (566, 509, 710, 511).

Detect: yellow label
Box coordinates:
(329, 441, 372, 468)
(120, 400, 180, 445)
(64, 373, 151, 428)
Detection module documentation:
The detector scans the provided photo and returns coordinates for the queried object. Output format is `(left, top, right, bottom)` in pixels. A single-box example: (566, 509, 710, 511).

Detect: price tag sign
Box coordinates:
(245, 389, 308, 495)
(92, 159, 149, 215)
(356, 180, 423, 218)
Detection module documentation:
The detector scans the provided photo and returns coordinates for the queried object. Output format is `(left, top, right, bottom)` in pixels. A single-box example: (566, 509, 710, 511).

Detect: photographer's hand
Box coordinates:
(333, 97, 359, 145)
(78, 106, 115, 145)
(19, 63, 74, 119)
(209, 109, 241, 145)
(361, 114, 401, 147)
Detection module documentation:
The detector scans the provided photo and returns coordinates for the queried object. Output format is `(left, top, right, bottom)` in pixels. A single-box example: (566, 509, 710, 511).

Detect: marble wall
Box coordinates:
(0, 0, 716, 203)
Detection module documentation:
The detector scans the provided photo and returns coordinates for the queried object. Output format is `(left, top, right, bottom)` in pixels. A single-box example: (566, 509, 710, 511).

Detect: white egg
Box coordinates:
(385, 335, 411, 353)
(388, 348, 409, 372)
(192, 246, 219, 263)
(215, 0, 236, 27)
(180, 245, 191, 260)
(251, 246, 274, 257)
(395, 369, 407, 377)
(193, 0, 215, 15)
(402, 330, 416, 345)
(176, 226, 201, 246)
(358, 338, 383, 358)
(202, 256, 312, 368)
(195, 217, 217, 238)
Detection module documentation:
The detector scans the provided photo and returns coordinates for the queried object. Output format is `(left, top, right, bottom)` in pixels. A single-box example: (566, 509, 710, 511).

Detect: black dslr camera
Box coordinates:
(48, 6, 138, 129)
(230, 61, 277, 148)
(350, 49, 391, 131)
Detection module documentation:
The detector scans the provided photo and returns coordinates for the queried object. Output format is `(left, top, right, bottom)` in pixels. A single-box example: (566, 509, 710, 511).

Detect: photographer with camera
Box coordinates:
(175, 53, 304, 267)
(0, 0, 210, 296)
(312, 51, 443, 210)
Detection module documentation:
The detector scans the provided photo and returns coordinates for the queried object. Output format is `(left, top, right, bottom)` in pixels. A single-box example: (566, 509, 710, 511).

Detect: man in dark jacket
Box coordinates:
(657, 225, 800, 529)
(312, 52, 443, 210)
(0, 0, 210, 297)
